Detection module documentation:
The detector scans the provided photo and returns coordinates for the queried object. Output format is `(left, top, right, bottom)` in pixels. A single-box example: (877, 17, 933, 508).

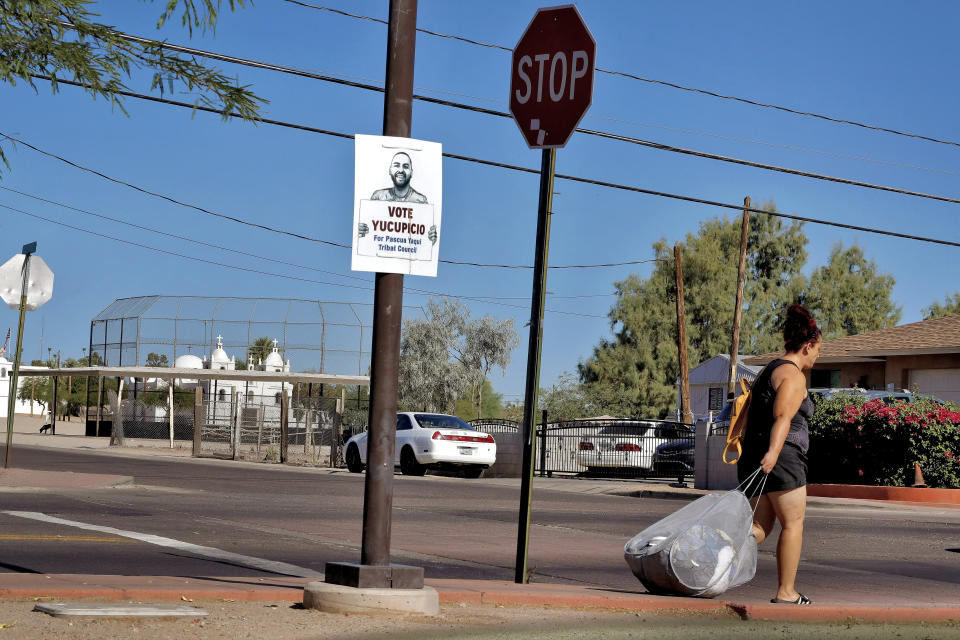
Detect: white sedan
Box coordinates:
(344, 412, 497, 478)
(576, 422, 693, 473)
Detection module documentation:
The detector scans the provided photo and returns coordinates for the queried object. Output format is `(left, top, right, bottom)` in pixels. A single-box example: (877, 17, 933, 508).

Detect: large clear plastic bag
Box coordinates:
(623, 472, 761, 598)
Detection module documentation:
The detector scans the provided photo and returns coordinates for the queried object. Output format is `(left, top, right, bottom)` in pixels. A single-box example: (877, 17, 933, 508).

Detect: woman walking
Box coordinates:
(738, 304, 822, 605)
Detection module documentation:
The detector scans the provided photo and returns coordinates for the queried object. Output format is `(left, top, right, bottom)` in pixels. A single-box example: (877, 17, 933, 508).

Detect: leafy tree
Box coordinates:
(459, 314, 518, 419)
(580, 205, 808, 419)
(0, 0, 264, 172)
(803, 243, 900, 338)
(454, 380, 503, 421)
(18, 373, 49, 413)
(145, 352, 169, 367)
(537, 371, 589, 421)
(398, 298, 517, 416)
(399, 299, 473, 413)
(923, 292, 960, 320)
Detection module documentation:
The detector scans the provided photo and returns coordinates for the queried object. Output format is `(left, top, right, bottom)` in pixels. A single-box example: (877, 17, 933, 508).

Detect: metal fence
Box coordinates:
(85, 389, 198, 442)
(471, 417, 695, 479)
(194, 393, 344, 465)
(81, 386, 368, 468)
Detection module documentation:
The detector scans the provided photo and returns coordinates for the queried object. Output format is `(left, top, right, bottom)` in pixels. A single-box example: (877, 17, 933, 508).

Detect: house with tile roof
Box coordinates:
(743, 313, 960, 403)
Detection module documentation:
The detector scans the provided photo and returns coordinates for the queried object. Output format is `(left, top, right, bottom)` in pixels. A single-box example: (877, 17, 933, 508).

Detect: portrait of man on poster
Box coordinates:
(371, 152, 428, 203)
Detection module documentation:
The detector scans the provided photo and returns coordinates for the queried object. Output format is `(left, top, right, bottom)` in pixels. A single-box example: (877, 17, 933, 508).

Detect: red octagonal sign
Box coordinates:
(510, 5, 596, 149)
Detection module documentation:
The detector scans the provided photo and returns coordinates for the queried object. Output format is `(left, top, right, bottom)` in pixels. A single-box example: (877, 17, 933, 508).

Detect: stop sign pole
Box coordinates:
(509, 6, 595, 584)
(3, 242, 46, 469)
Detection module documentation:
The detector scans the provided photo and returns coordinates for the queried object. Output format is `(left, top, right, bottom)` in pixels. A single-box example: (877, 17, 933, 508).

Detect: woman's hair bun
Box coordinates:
(783, 304, 821, 351)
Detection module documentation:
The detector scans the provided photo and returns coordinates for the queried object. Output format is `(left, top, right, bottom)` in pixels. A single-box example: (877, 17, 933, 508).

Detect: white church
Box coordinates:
(167, 335, 292, 403)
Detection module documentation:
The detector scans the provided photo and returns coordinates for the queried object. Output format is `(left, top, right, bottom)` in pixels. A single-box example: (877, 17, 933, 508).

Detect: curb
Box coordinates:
(0, 575, 311, 602)
(732, 603, 960, 623)
(607, 488, 704, 501)
(1, 576, 959, 623)
(809, 483, 960, 505)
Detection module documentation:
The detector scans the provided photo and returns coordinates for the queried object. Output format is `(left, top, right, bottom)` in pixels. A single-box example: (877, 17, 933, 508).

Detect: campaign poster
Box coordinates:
(351, 134, 443, 277)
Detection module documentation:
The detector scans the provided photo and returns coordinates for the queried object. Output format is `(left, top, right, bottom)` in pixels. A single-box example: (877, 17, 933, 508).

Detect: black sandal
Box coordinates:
(771, 594, 811, 605)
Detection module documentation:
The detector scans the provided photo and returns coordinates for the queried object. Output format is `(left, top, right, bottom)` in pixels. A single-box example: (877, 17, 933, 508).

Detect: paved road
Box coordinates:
(2, 445, 959, 606)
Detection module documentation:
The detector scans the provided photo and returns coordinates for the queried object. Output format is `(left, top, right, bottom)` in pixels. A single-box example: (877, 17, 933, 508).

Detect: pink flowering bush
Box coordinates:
(808, 393, 960, 488)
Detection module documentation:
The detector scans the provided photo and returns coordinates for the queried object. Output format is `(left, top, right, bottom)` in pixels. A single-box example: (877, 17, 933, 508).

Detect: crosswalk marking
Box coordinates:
(1, 511, 323, 578)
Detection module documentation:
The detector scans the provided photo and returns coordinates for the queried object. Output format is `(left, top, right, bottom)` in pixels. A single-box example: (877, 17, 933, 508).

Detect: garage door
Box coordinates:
(908, 368, 960, 403)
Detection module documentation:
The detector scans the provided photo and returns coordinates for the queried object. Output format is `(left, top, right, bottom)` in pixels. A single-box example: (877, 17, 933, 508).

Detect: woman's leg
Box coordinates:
(749, 495, 776, 543)
(767, 485, 807, 600)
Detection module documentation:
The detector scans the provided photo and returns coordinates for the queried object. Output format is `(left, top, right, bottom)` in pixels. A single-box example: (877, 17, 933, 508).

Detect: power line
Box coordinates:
(280, 1, 960, 150)
(0, 199, 608, 318)
(0, 185, 370, 283)
(0, 201, 371, 290)
(587, 114, 960, 179)
(62, 32, 960, 203)
(0, 129, 353, 250)
(12, 77, 960, 250)
(0, 128, 660, 271)
(102, 23, 960, 180)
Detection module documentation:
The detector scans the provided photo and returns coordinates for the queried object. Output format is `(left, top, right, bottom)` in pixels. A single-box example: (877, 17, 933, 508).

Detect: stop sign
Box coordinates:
(0, 254, 54, 311)
(509, 6, 596, 149)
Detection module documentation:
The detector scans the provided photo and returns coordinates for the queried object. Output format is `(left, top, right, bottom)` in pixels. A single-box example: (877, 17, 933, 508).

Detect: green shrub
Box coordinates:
(809, 393, 960, 488)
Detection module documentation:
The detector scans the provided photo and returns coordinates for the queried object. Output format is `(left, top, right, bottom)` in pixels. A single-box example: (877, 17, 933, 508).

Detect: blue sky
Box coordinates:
(2, 1, 959, 404)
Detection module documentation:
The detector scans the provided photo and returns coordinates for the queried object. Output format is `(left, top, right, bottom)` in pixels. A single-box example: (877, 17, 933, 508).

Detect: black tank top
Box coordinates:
(745, 358, 812, 454)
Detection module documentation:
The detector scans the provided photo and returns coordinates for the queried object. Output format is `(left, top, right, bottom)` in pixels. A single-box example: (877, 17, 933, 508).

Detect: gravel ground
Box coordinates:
(0, 599, 959, 640)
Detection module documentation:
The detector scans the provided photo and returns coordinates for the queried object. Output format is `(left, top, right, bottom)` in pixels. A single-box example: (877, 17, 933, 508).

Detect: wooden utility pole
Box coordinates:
(728, 196, 751, 400)
(324, 0, 424, 593)
(674, 245, 692, 424)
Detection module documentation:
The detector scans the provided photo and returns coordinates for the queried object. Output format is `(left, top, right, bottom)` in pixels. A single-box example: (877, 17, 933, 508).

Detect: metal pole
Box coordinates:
(50, 375, 58, 435)
(515, 148, 556, 584)
(230, 387, 238, 461)
(359, 0, 418, 570)
(96, 376, 103, 436)
(280, 387, 289, 464)
(675, 245, 693, 425)
(168, 378, 174, 448)
(192, 385, 202, 456)
(4, 249, 33, 469)
(727, 197, 751, 400)
(85, 323, 93, 433)
(538, 409, 547, 478)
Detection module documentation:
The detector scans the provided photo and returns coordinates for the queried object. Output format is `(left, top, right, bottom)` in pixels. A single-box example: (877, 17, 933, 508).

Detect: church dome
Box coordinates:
(174, 354, 203, 369)
(264, 339, 284, 369)
(210, 335, 231, 366)
(264, 350, 284, 368)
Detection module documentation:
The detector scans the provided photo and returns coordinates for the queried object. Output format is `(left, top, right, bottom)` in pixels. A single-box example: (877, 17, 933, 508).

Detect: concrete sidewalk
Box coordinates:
(2, 417, 960, 624)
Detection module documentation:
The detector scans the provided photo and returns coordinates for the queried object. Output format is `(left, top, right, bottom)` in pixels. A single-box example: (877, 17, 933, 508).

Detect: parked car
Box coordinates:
(651, 437, 696, 475)
(575, 421, 693, 473)
(808, 387, 946, 406)
(344, 413, 496, 478)
(696, 402, 733, 436)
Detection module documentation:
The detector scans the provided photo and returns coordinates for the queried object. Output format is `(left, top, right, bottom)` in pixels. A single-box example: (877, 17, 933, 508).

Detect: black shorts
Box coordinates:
(737, 441, 807, 495)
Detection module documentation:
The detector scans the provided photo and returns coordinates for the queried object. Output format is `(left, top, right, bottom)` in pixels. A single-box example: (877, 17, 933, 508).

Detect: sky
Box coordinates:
(2, 1, 960, 405)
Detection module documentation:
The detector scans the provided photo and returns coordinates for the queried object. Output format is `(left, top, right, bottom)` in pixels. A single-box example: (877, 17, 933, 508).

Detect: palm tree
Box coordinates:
(243, 336, 276, 369)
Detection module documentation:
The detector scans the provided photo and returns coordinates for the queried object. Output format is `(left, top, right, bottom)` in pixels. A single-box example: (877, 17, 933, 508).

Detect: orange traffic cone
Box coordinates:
(911, 462, 927, 488)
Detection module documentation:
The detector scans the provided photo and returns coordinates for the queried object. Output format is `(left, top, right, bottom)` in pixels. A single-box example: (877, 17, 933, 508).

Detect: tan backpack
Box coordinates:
(722, 377, 752, 465)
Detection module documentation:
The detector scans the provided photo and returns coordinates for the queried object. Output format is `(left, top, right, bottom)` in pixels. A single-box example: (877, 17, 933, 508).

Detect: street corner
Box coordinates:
(0, 468, 133, 490)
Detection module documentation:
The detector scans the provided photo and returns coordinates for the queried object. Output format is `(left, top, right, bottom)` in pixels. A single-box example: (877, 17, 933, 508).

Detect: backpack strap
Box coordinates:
(721, 378, 752, 465)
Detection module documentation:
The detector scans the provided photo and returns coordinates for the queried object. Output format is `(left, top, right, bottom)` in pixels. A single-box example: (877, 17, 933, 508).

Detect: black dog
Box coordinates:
(39, 423, 52, 434)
